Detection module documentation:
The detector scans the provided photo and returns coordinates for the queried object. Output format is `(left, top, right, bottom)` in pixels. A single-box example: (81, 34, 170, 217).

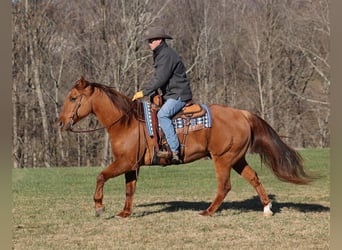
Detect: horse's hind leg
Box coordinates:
(233, 157, 273, 216)
(200, 158, 232, 216)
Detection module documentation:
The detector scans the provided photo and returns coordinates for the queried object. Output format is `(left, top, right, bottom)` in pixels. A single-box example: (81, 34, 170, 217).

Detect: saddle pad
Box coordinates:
(142, 101, 212, 137)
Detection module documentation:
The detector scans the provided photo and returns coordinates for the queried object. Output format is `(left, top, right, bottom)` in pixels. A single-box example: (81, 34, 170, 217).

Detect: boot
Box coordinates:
(156, 150, 170, 158)
(171, 151, 181, 165)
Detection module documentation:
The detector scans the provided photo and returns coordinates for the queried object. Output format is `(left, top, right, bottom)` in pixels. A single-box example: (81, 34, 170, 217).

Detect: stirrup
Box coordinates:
(171, 152, 181, 165)
(156, 150, 170, 158)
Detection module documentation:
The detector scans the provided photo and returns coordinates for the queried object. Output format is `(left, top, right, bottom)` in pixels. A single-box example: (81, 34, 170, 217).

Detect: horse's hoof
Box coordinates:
(263, 202, 273, 216)
(263, 210, 274, 216)
(116, 210, 131, 218)
(95, 207, 105, 217)
(199, 210, 211, 216)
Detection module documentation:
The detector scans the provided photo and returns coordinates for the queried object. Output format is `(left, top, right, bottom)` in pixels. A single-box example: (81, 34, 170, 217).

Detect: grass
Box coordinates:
(12, 148, 330, 249)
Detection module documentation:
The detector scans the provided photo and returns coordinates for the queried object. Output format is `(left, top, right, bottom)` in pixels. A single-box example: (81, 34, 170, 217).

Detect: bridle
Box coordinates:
(69, 95, 83, 128)
(68, 94, 125, 133)
(67, 94, 148, 172)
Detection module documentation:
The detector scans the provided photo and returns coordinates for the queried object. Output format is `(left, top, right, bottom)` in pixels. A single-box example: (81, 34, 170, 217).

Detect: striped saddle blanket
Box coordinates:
(142, 101, 212, 136)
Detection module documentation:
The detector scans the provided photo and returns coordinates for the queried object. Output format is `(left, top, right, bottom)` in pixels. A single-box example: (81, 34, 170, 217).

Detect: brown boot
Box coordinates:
(156, 150, 170, 158)
(171, 151, 181, 165)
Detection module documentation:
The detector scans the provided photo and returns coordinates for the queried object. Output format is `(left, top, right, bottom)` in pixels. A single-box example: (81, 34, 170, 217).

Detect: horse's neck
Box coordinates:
(92, 94, 122, 128)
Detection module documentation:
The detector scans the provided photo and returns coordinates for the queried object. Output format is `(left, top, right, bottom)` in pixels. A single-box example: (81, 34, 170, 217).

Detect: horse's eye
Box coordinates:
(70, 96, 77, 102)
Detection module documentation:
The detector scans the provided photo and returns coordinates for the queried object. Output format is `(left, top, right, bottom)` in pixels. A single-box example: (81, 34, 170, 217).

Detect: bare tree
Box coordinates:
(12, 0, 330, 167)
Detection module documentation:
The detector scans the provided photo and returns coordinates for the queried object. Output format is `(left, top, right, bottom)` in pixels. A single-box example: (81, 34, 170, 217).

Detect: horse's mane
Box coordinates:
(86, 82, 141, 124)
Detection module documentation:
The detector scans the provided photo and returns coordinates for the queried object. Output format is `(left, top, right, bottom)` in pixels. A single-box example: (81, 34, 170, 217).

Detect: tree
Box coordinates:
(12, 0, 330, 167)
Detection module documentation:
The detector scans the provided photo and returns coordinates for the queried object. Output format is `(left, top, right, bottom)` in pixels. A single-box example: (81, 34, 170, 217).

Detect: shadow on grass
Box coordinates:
(133, 194, 330, 217)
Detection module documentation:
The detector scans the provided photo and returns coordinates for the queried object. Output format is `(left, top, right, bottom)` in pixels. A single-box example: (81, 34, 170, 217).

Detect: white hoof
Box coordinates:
(263, 202, 273, 216)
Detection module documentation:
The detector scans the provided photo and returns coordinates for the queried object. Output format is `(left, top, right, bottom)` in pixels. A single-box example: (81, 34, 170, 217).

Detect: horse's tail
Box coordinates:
(242, 111, 315, 185)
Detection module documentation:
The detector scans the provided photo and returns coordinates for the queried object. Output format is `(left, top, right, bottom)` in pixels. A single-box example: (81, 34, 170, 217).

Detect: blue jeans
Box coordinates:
(157, 98, 186, 152)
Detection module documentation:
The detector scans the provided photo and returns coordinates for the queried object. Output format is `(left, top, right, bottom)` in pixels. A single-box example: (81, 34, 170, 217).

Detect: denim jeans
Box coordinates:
(157, 98, 186, 152)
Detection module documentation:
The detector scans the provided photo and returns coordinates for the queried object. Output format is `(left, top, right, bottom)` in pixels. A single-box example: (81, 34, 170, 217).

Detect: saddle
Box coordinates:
(151, 93, 206, 119)
(149, 94, 207, 165)
(174, 101, 206, 119)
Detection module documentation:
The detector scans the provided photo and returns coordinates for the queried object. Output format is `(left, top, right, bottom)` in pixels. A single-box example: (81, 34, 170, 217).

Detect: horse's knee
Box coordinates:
(96, 173, 105, 183)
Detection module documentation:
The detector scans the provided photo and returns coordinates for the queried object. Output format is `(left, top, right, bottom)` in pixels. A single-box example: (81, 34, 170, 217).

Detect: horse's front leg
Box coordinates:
(93, 161, 128, 217)
(94, 172, 106, 217)
(116, 169, 140, 218)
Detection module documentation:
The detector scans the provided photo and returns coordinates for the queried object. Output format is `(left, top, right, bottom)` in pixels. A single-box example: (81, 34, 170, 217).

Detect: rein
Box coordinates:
(69, 115, 124, 133)
(68, 94, 126, 133)
(67, 90, 147, 175)
(131, 101, 148, 171)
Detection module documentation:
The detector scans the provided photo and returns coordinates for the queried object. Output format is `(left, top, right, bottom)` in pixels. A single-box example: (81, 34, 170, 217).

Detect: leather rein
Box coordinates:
(68, 95, 125, 133)
(67, 95, 146, 171)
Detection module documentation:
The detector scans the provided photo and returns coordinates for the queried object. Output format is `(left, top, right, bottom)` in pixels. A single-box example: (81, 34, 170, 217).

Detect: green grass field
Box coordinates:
(12, 149, 329, 249)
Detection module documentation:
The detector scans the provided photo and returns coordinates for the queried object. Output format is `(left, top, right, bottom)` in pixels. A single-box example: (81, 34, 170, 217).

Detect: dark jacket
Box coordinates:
(142, 41, 192, 102)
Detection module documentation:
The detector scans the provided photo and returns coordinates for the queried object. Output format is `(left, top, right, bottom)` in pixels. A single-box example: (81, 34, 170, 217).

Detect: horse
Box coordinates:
(57, 76, 314, 218)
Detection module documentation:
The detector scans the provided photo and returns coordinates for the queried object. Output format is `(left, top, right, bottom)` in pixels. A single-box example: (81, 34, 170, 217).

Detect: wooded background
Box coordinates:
(12, 0, 330, 168)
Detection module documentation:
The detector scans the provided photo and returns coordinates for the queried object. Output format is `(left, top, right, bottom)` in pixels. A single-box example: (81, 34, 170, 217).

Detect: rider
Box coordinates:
(132, 26, 193, 164)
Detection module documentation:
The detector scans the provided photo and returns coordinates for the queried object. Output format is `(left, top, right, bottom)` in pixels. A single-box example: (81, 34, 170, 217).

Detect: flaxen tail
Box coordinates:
(244, 111, 315, 185)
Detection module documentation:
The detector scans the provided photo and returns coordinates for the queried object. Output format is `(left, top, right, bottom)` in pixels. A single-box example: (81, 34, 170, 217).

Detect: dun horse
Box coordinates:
(58, 77, 314, 217)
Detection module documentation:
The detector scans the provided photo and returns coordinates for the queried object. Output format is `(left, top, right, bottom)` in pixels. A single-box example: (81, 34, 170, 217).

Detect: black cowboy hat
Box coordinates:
(143, 26, 173, 40)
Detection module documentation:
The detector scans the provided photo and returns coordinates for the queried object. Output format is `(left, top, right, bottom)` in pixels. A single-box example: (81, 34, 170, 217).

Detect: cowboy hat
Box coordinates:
(143, 26, 173, 40)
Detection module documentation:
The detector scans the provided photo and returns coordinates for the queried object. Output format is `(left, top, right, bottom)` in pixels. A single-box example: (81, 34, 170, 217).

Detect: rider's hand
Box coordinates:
(132, 91, 144, 101)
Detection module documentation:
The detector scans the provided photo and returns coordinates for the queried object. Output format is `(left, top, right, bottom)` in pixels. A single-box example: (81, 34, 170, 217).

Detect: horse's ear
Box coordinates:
(77, 76, 88, 89)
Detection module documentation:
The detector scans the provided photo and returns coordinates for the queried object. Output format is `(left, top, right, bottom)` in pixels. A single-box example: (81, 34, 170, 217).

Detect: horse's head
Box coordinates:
(58, 76, 94, 131)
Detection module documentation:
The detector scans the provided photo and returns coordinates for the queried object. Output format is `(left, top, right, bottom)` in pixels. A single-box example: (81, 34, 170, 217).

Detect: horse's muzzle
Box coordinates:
(57, 119, 73, 131)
